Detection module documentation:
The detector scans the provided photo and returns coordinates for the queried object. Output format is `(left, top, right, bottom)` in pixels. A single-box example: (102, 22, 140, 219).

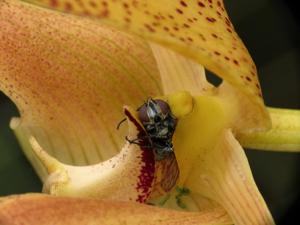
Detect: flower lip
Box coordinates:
(122, 108, 157, 203)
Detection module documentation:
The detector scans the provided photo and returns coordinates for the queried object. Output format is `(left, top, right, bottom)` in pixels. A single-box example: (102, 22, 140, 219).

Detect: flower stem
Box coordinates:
(238, 107, 300, 152)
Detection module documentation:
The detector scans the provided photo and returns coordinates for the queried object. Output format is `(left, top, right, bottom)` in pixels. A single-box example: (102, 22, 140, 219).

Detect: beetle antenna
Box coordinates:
(116, 118, 127, 130)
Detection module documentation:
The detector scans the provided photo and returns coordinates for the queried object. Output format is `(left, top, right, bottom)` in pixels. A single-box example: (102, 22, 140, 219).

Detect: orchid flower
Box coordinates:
(0, 0, 299, 224)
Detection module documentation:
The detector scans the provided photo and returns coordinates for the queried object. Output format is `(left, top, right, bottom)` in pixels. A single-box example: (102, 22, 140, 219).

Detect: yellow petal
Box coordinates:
(0, 0, 162, 171)
(172, 95, 229, 184)
(217, 82, 271, 133)
(149, 186, 221, 213)
(0, 194, 232, 225)
(238, 107, 300, 152)
(27, 0, 270, 130)
(186, 129, 274, 225)
(150, 43, 213, 95)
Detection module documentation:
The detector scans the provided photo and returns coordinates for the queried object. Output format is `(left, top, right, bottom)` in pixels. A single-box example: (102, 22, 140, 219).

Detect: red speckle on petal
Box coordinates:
(124, 17, 131, 23)
(198, 1, 205, 7)
(180, 1, 187, 7)
(99, 9, 109, 17)
(50, 0, 58, 7)
(211, 33, 218, 38)
(176, 8, 183, 14)
(233, 59, 239, 66)
(188, 18, 194, 23)
(89, 1, 97, 8)
(168, 14, 174, 19)
(246, 76, 252, 82)
(206, 17, 216, 23)
(183, 23, 190, 28)
(65, 2, 72, 11)
(102, 1, 108, 7)
(163, 26, 170, 31)
(144, 24, 156, 32)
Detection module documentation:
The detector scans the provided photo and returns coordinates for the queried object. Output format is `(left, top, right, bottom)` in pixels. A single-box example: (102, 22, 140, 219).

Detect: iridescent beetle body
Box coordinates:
(138, 98, 177, 161)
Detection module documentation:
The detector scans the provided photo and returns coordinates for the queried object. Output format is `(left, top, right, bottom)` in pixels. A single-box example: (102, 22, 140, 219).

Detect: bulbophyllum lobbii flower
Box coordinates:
(0, 0, 299, 224)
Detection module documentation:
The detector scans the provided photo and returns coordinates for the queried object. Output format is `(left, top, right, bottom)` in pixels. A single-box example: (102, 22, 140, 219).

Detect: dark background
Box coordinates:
(0, 0, 299, 224)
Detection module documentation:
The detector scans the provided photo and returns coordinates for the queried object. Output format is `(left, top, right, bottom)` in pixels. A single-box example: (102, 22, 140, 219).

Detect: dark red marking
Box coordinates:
(180, 1, 187, 7)
(124, 109, 155, 203)
(199, 33, 206, 41)
(163, 26, 170, 31)
(50, 0, 58, 7)
(99, 9, 109, 17)
(245, 76, 252, 82)
(188, 18, 194, 23)
(225, 17, 231, 27)
(154, 14, 161, 20)
(89, 1, 97, 8)
(183, 23, 190, 28)
(187, 37, 194, 42)
(233, 59, 239, 66)
(211, 33, 218, 38)
(176, 8, 183, 14)
(198, 1, 205, 7)
(124, 17, 131, 23)
(144, 24, 155, 32)
(65, 2, 72, 11)
(102, 1, 108, 7)
(206, 17, 216, 23)
(123, 2, 129, 8)
(173, 26, 179, 31)
(168, 14, 174, 19)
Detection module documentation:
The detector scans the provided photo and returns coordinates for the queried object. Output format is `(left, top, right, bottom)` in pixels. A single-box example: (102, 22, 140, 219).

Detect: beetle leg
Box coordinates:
(125, 136, 153, 149)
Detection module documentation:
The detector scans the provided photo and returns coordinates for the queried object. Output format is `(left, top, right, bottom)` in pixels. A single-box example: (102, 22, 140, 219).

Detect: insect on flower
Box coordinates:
(138, 99, 177, 160)
(126, 98, 180, 192)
